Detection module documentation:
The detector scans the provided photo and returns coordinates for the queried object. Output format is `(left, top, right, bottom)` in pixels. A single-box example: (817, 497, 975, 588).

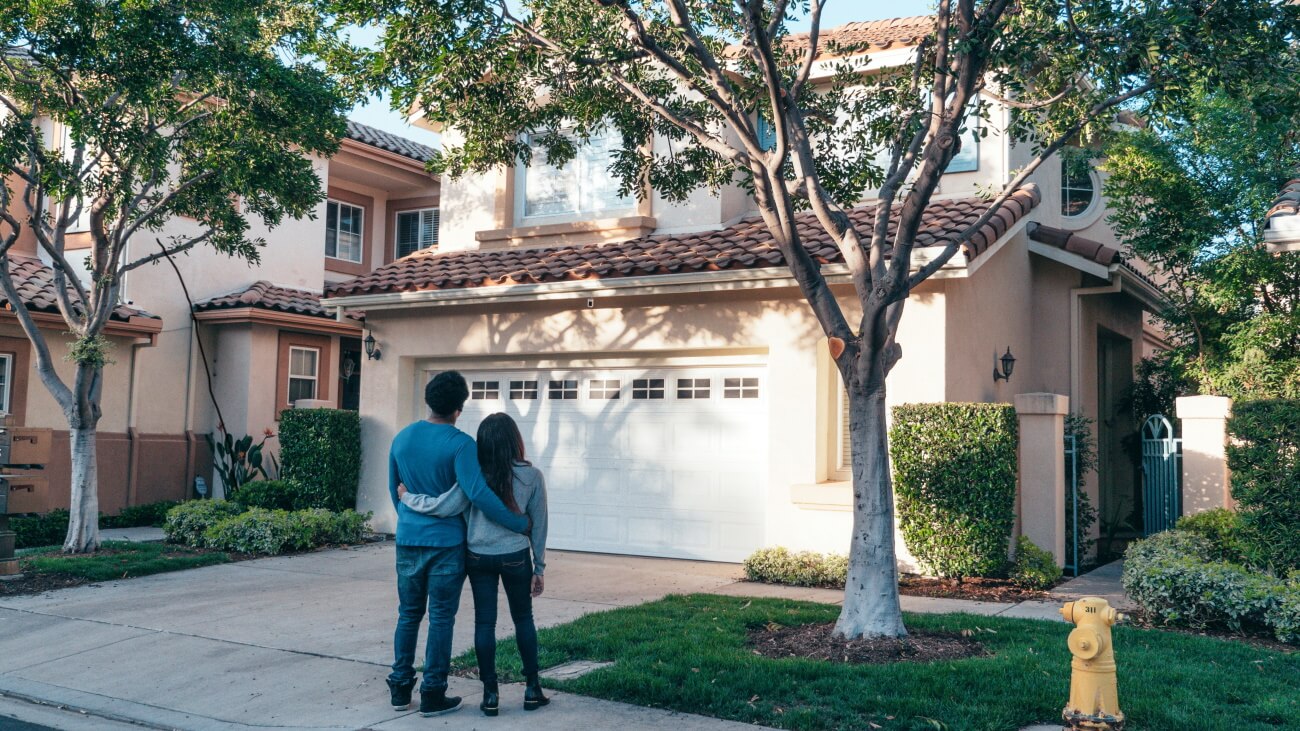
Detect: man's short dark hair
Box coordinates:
(425, 371, 469, 418)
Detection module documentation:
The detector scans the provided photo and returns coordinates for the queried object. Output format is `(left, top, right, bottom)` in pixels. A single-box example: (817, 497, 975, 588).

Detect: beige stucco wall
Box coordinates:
(0, 322, 138, 432)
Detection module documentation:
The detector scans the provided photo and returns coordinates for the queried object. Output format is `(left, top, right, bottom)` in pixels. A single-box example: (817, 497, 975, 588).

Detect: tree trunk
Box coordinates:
(63, 426, 100, 553)
(833, 385, 907, 639)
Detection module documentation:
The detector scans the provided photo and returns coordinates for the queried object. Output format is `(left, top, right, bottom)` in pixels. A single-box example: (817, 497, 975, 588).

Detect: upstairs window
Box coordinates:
(522, 131, 632, 219)
(1060, 151, 1097, 217)
(326, 200, 364, 263)
(396, 208, 439, 258)
(0, 353, 11, 414)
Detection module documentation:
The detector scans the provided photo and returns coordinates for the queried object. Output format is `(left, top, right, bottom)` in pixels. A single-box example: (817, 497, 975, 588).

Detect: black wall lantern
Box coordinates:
(364, 331, 382, 361)
(994, 346, 1016, 382)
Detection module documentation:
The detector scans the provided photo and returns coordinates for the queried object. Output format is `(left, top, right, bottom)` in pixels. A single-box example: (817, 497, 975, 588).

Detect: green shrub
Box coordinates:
(891, 403, 1018, 579)
(1011, 536, 1062, 589)
(203, 508, 371, 555)
(279, 408, 361, 512)
(1226, 399, 1300, 573)
(101, 500, 182, 529)
(1176, 508, 1248, 564)
(1122, 531, 1278, 631)
(1064, 413, 1099, 569)
(163, 500, 245, 547)
(1268, 578, 1300, 644)
(234, 480, 301, 511)
(12, 509, 69, 549)
(743, 547, 847, 588)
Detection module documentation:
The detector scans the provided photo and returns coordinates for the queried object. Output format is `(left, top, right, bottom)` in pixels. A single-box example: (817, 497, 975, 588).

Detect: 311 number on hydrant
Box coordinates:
(1060, 597, 1125, 730)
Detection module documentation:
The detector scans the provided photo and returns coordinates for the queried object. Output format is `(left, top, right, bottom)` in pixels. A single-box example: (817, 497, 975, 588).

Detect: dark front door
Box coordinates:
(1097, 331, 1139, 541)
(339, 337, 361, 411)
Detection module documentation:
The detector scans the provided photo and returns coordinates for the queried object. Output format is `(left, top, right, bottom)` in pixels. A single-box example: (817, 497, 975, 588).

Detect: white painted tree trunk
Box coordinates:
(833, 386, 907, 639)
(62, 426, 101, 553)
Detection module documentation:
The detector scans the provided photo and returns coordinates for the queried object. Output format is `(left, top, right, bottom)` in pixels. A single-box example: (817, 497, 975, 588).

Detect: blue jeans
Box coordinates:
(467, 548, 539, 684)
(390, 544, 465, 691)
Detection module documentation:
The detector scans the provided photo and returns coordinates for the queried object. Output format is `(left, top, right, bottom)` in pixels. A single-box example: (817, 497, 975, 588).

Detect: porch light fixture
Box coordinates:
(993, 347, 1016, 382)
(364, 331, 382, 361)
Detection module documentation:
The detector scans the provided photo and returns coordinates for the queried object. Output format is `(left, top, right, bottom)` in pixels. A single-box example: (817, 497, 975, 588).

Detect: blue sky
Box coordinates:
(347, 2, 936, 147)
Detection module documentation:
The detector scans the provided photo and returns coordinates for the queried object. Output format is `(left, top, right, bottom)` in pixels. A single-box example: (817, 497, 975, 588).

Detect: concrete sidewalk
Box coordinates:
(0, 542, 1077, 730)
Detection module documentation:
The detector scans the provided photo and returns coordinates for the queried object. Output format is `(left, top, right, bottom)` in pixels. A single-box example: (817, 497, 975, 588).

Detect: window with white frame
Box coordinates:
(396, 208, 439, 258)
(509, 380, 539, 400)
(0, 354, 12, 414)
(1060, 151, 1097, 217)
(723, 377, 760, 399)
(59, 124, 93, 233)
(287, 347, 319, 404)
(548, 380, 578, 400)
(589, 379, 621, 399)
(834, 386, 852, 481)
(522, 130, 632, 219)
(632, 378, 665, 399)
(326, 200, 364, 262)
(471, 381, 500, 400)
(676, 378, 711, 400)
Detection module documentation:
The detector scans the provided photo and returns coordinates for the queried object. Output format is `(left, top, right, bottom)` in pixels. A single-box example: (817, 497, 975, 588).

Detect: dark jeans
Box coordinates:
(467, 548, 539, 684)
(390, 544, 465, 691)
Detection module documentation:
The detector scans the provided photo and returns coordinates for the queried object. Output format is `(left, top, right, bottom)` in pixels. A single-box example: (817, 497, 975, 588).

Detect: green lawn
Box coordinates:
(453, 594, 1300, 731)
(20, 540, 230, 581)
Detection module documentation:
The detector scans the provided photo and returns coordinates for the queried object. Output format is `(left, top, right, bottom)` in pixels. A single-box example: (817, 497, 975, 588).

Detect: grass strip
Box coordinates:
(20, 540, 230, 581)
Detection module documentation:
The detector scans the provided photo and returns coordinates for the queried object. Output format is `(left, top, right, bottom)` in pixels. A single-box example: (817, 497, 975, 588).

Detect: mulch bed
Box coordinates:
(0, 572, 90, 596)
(899, 574, 1053, 603)
(748, 621, 990, 665)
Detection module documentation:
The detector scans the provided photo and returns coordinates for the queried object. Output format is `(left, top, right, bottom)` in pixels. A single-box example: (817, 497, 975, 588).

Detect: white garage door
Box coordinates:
(423, 366, 767, 562)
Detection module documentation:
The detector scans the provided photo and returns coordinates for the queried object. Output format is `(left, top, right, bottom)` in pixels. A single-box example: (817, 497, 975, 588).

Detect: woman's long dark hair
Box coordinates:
(477, 413, 530, 514)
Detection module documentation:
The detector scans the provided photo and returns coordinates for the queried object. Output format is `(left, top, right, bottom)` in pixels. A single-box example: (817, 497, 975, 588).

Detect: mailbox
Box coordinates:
(0, 427, 53, 467)
(1, 475, 49, 514)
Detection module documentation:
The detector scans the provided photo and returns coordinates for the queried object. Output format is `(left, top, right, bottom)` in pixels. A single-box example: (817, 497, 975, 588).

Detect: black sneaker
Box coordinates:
(387, 678, 415, 711)
(420, 688, 463, 717)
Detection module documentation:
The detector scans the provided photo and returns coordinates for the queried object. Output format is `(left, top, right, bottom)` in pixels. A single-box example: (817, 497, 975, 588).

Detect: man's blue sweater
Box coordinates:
(388, 421, 528, 546)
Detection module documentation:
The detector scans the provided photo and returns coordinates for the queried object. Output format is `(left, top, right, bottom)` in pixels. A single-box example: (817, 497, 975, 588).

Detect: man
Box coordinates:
(386, 371, 529, 717)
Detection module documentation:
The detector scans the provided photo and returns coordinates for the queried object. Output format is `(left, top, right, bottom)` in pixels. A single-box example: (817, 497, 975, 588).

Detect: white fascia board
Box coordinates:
(1027, 240, 1113, 280)
(1117, 266, 1169, 312)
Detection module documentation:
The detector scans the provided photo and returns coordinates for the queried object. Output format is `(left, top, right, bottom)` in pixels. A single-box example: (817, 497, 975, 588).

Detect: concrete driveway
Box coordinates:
(0, 542, 756, 730)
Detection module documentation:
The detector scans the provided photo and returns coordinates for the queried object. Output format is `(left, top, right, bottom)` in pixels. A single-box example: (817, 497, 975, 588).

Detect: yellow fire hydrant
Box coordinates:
(1060, 597, 1125, 730)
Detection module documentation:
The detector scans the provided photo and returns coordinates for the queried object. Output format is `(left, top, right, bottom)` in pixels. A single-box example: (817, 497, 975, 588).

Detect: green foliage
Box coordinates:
(100, 501, 182, 529)
(63, 334, 115, 368)
(11, 509, 70, 549)
(206, 431, 275, 498)
(1176, 508, 1249, 565)
(1011, 536, 1062, 590)
(742, 547, 847, 589)
(20, 541, 228, 582)
(163, 500, 245, 547)
(234, 479, 301, 512)
(202, 507, 370, 555)
(1064, 413, 1099, 569)
(891, 403, 1018, 579)
(278, 409, 361, 511)
(1267, 579, 1300, 645)
(1227, 400, 1300, 573)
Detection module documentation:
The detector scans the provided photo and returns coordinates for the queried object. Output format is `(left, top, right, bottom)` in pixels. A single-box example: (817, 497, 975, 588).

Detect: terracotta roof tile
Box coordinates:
(1027, 223, 1122, 266)
(1267, 178, 1300, 220)
(2, 256, 156, 322)
(325, 186, 1041, 299)
(195, 281, 331, 319)
(345, 120, 436, 163)
(786, 15, 934, 57)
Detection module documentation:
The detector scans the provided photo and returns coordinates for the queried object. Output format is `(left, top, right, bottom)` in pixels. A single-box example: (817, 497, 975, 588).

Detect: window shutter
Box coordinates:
(423, 208, 439, 249)
(840, 387, 852, 472)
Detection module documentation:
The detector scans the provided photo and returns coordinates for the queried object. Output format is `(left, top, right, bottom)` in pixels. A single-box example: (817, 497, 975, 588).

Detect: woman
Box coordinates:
(397, 412, 549, 716)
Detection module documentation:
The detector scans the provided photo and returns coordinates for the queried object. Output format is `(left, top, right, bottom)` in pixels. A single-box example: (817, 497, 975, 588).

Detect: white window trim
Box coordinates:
(0, 353, 12, 415)
(514, 130, 635, 226)
(326, 199, 365, 264)
(395, 207, 440, 259)
(831, 386, 852, 482)
(1060, 159, 1101, 221)
(287, 346, 320, 403)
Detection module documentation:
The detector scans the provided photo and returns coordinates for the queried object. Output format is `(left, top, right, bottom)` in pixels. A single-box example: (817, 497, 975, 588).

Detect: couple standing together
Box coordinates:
(385, 370, 550, 718)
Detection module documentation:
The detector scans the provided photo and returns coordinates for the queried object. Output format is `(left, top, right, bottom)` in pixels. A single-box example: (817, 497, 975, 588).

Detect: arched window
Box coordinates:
(1061, 151, 1097, 217)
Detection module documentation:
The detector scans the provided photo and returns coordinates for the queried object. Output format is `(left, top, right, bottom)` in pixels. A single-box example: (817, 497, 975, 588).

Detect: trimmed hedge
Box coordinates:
(1226, 400, 1300, 573)
(202, 508, 370, 555)
(743, 547, 847, 588)
(101, 500, 181, 529)
(163, 500, 246, 547)
(12, 509, 69, 549)
(1175, 508, 1248, 564)
(235, 480, 301, 511)
(891, 403, 1018, 579)
(1011, 536, 1062, 590)
(279, 408, 361, 512)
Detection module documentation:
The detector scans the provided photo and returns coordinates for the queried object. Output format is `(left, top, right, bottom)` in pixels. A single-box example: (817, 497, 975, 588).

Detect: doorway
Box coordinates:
(1096, 331, 1139, 545)
(338, 337, 361, 411)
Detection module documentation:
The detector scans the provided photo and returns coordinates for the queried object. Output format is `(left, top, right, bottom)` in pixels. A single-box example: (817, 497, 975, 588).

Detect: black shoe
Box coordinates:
(419, 688, 463, 717)
(480, 682, 499, 717)
(387, 678, 415, 711)
(524, 675, 550, 711)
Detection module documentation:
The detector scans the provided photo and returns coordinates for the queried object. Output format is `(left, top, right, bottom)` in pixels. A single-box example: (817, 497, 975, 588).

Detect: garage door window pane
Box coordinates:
(677, 378, 710, 399)
(509, 380, 539, 399)
(471, 381, 500, 400)
(548, 380, 578, 399)
(632, 378, 665, 399)
(590, 380, 621, 399)
(724, 377, 760, 399)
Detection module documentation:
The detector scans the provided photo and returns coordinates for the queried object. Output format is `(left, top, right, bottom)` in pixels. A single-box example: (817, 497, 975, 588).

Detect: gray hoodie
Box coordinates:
(400, 462, 547, 575)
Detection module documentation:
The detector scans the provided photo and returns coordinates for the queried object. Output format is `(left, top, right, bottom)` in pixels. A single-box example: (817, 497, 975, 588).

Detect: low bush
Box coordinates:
(1226, 399, 1300, 573)
(202, 508, 370, 555)
(12, 509, 69, 549)
(279, 408, 361, 512)
(743, 547, 847, 588)
(101, 500, 182, 529)
(1011, 536, 1062, 589)
(163, 500, 245, 547)
(1176, 508, 1248, 564)
(234, 480, 301, 511)
(891, 403, 1018, 579)
(1268, 578, 1300, 645)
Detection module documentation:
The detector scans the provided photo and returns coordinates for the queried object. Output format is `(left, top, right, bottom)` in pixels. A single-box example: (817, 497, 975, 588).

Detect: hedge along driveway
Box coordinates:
(278, 407, 361, 512)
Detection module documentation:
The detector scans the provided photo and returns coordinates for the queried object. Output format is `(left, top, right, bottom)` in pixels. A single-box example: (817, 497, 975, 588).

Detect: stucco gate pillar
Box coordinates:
(1175, 395, 1234, 515)
(1015, 393, 1069, 566)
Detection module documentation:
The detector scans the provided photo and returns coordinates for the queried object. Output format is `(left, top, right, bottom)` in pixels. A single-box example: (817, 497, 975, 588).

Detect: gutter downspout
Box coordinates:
(1069, 272, 1122, 411)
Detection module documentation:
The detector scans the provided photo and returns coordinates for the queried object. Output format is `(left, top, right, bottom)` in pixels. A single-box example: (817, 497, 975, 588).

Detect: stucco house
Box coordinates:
(322, 16, 1164, 566)
(1266, 178, 1300, 254)
(1, 120, 440, 509)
